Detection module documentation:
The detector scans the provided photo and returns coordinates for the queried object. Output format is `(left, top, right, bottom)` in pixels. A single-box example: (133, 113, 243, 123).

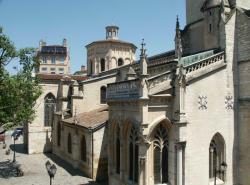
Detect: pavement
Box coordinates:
(0, 134, 108, 185)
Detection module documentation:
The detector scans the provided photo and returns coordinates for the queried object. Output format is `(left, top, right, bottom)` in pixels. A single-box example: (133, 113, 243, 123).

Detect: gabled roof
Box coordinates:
(63, 106, 108, 130)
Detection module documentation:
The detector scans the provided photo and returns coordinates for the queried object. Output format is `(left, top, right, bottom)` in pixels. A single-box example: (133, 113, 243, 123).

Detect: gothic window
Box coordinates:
(116, 126, 120, 174)
(68, 133, 72, 154)
(100, 86, 107, 104)
(57, 122, 61, 146)
(44, 93, 56, 127)
(81, 135, 86, 161)
(209, 24, 212, 33)
(129, 126, 139, 183)
(118, 58, 124, 66)
(153, 123, 169, 184)
(101, 58, 105, 72)
(209, 133, 225, 181)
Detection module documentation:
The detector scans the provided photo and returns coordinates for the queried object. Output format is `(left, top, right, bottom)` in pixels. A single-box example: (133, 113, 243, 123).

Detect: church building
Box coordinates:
(24, 0, 250, 184)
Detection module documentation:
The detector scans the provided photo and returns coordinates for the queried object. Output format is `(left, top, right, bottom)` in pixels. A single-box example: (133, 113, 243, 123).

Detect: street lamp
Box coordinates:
(214, 161, 227, 185)
(45, 160, 57, 185)
(12, 131, 21, 162)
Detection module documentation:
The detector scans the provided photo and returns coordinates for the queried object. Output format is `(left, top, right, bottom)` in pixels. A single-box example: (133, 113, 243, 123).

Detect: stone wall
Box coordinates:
(52, 121, 108, 181)
(186, 0, 204, 24)
(27, 82, 59, 154)
(184, 67, 234, 185)
(86, 42, 136, 76)
(79, 75, 117, 112)
(236, 10, 250, 185)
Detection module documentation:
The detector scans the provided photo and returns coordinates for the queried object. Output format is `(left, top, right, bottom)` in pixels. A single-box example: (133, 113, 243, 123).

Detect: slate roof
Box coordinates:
(40, 45, 67, 55)
(63, 106, 108, 129)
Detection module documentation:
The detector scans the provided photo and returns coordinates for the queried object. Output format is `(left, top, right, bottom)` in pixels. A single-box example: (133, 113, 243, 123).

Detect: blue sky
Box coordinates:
(0, 0, 186, 74)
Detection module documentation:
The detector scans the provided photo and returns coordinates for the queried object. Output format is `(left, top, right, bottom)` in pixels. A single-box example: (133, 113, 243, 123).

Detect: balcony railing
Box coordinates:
(185, 52, 225, 74)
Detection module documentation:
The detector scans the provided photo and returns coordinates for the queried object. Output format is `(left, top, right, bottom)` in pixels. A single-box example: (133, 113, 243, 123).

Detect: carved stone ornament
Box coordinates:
(177, 64, 186, 85)
(140, 78, 149, 88)
(225, 95, 233, 110)
(198, 95, 207, 110)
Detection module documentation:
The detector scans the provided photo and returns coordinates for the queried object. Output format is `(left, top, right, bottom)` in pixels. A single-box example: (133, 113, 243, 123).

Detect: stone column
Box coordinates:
(139, 144, 148, 185)
(210, 147, 214, 178)
(95, 58, 99, 75)
(106, 57, 109, 71)
(176, 141, 186, 185)
(108, 123, 113, 177)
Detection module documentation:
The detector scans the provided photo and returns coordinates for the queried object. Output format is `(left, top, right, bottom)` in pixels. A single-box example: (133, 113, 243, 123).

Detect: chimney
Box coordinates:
(81, 65, 86, 71)
(39, 40, 46, 50)
(63, 38, 67, 47)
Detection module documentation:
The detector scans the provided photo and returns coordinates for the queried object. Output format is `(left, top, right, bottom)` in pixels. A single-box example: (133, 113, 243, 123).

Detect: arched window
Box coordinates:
(57, 122, 61, 146)
(209, 133, 226, 181)
(100, 58, 105, 72)
(100, 86, 107, 104)
(68, 133, 72, 154)
(118, 58, 124, 66)
(81, 135, 87, 161)
(44, 93, 56, 127)
(89, 60, 93, 74)
(153, 123, 169, 184)
(129, 126, 139, 183)
(116, 126, 120, 174)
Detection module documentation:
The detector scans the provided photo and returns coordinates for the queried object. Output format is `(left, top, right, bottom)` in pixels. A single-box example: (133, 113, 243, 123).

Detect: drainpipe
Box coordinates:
(91, 129, 94, 179)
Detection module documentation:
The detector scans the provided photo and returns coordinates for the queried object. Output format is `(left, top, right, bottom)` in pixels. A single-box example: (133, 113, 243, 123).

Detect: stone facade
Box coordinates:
(86, 26, 136, 76)
(24, 1, 250, 184)
(37, 39, 70, 75)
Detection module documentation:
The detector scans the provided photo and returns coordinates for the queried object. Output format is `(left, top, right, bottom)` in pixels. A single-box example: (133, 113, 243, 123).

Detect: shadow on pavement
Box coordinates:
(44, 153, 108, 185)
(78, 181, 108, 185)
(0, 160, 20, 178)
(9, 143, 27, 154)
(44, 153, 84, 177)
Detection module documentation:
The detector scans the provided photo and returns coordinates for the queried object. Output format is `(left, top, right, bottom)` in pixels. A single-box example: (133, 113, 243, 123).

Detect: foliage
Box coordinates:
(0, 31, 42, 130)
(0, 34, 17, 71)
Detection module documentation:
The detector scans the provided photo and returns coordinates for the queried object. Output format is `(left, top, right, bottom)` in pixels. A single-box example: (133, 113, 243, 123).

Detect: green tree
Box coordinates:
(0, 31, 42, 129)
(0, 33, 16, 71)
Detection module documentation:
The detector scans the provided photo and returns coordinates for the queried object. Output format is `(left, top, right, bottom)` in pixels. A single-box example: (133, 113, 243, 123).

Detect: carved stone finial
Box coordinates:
(175, 15, 183, 61)
(176, 15, 180, 30)
(140, 39, 148, 76)
(140, 39, 146, 57)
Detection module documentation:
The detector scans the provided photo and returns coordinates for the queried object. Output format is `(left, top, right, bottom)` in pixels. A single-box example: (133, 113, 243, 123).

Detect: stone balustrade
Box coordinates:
(107, 79, 140, 100)
(148, 71, 172, 90)
(185, 52, 225, 74)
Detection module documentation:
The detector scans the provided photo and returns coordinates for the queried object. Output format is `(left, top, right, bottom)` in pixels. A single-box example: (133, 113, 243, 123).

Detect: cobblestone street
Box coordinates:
(0, 134, 107, 185)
